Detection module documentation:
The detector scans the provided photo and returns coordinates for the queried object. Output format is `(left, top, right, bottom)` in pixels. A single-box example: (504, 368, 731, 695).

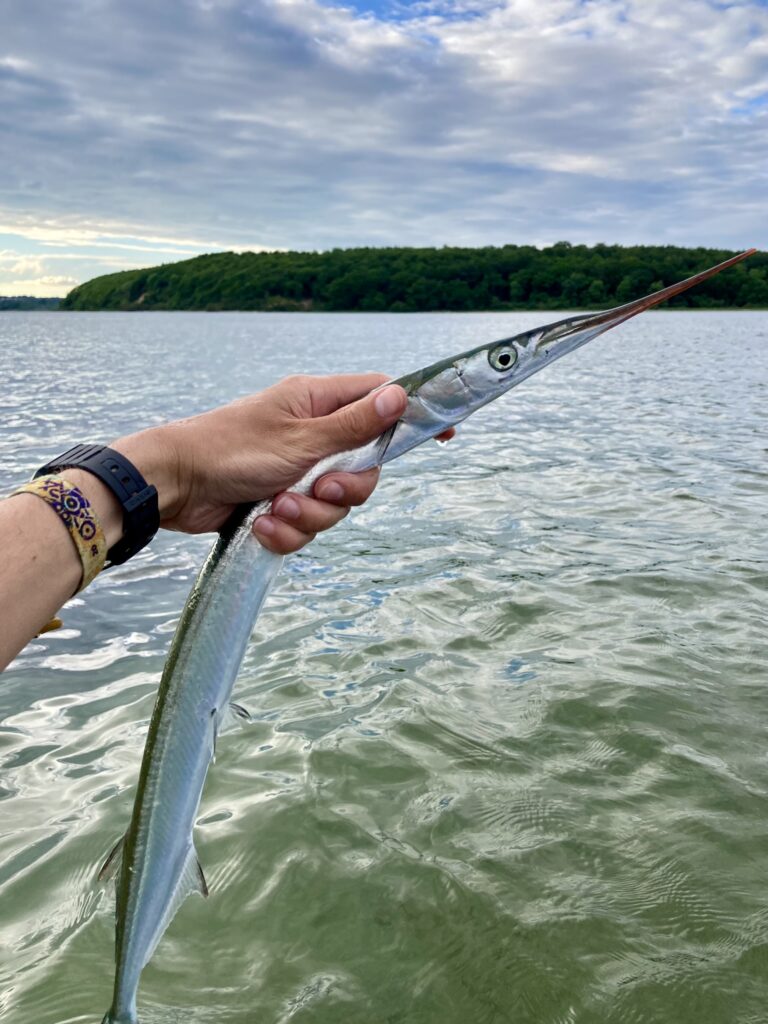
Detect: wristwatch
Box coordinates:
(34, 444, 160, 565)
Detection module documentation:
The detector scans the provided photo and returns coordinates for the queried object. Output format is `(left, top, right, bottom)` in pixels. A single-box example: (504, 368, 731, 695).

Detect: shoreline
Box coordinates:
(3, 306, 767, 315)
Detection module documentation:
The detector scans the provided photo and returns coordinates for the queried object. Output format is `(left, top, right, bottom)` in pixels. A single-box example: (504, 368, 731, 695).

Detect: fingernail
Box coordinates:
(274, 495, 300, 520)
(317, 481, 344, 503)
(374, 385, 404, 419)
(254, 515, 275, 536)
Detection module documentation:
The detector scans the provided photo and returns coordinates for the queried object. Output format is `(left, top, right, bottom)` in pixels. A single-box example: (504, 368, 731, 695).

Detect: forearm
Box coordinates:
(0, 470, 123, 670)
(1, 376, 409, 669)
(0, 430, 178, 671)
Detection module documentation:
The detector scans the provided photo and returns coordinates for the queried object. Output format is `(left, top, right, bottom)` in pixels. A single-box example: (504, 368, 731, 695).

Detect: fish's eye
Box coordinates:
(488, 344, 517, 372)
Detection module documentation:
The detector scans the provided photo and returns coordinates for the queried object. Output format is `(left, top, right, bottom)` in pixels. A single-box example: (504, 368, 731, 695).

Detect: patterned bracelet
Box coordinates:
(11, 474, 107, 592)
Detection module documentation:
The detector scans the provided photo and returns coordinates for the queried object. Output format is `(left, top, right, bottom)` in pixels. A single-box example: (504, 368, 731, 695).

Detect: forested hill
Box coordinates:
(62, 243, 768, 312)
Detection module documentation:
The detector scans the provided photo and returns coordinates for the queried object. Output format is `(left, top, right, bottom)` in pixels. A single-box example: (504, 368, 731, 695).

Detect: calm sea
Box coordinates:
(1, 311, 767, 1024)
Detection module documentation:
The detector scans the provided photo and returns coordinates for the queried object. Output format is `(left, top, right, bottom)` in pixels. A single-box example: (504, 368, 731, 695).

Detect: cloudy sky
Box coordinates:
(1, 0, 766, 296)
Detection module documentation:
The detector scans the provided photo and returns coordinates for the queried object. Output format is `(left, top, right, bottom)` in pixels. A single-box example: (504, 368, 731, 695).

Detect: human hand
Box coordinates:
(114, 374, 452, 555)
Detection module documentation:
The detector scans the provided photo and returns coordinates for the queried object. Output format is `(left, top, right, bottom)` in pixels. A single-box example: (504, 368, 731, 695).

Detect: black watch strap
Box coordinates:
(34, 444, 160, 565)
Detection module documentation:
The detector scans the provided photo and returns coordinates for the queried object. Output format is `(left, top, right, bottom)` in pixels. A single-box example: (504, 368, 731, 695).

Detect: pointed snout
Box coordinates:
(531, 249, 756, 361)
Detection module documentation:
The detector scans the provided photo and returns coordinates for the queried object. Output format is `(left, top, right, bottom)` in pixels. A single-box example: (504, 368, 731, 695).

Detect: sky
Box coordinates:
(1, 0, 766, 296)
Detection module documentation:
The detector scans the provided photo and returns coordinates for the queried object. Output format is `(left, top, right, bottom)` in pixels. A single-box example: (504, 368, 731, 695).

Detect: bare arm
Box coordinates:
(0, 374, 433, 671)
(0, 469, 125, 669)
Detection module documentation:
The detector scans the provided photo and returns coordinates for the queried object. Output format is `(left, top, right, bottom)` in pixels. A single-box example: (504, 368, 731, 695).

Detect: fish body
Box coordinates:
(103, 514, 277, 1022)
(102, 251, 754, 1022)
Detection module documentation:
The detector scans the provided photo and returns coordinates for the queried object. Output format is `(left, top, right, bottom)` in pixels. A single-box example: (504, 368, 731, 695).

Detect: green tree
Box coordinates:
(61, 245, 766, 313)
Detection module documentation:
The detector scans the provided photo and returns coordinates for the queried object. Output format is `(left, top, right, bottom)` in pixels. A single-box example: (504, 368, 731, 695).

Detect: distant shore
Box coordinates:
(0, 297, 60, 311)
(60, 242, 767, 314)
(8, 305, 765, 314)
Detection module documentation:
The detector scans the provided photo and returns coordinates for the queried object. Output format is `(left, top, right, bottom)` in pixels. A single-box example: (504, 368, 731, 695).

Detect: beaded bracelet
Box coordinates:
(11, 474, 107, 592)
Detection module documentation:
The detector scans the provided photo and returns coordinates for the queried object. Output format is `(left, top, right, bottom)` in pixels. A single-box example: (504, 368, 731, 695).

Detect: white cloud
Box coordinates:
(0, 275, 77, 297)
(0, 212, 268, 253)
(0, 0, 766, 295)
(39, 274, 79, 285)
(0, 55, 35, 72)
(0, 244, 154, 297)
(9, 257, 44, 275)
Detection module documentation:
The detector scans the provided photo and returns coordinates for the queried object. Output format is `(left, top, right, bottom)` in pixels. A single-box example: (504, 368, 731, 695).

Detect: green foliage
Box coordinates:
(61, 245, 767, 312)
(0, 296, 60, 310)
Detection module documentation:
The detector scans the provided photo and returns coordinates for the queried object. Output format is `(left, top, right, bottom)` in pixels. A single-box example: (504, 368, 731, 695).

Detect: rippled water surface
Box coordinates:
(1, 310, 767, 1024)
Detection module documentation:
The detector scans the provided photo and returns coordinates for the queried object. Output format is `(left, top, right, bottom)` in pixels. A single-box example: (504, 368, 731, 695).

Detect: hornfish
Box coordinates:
(101, 250, 754, 1023)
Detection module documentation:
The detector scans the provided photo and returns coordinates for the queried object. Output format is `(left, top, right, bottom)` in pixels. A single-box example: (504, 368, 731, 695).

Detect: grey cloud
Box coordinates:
(0, 0, 765, 287)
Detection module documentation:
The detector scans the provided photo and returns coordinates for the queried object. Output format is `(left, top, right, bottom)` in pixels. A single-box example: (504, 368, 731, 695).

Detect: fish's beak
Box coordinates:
(531, 249, 756, 361)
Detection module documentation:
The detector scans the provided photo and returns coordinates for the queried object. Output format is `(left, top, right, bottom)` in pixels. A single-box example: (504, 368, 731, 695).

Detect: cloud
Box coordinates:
(38, 274, 80, 286)
(0, 245, 152, 297)
(0, 212, 268, 253)
(0, 0, 766, 294)
(0, 277, 78, 296)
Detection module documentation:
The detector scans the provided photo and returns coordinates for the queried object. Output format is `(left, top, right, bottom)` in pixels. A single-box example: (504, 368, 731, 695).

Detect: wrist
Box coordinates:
(111, 427, 183, 524)
(62, 468, 124, 550)
(33, 444, 162, 565)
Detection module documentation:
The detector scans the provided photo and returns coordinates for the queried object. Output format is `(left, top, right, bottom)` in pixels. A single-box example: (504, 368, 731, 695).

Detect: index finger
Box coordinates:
(308, 373, 391, 417)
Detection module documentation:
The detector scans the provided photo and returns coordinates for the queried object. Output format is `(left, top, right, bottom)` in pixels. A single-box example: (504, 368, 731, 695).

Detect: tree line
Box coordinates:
(0, 296, 60, 310)
(62, 243, 768, 312)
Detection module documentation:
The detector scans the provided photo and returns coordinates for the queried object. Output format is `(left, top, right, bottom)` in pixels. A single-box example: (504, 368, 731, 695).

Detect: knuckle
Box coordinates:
(343, 404, 370, 439)
(282, 373, 309, 389)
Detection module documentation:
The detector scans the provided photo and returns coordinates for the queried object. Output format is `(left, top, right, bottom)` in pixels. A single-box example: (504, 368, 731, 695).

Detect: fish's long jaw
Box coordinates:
(527, 249, 756, 365)
(453, 248, 756, 414)
(566, 249, 754, 336)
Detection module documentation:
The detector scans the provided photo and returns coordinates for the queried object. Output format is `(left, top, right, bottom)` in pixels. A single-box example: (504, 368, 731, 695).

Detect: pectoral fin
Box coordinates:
(228, 701, 252, 723)
(196, 857, 209, 898)
(98, 833, 127, 882)
(211, 702, 252, 759)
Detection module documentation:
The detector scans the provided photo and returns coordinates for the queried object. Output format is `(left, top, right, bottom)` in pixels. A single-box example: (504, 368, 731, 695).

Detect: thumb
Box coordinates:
(311, 384, 407, 455)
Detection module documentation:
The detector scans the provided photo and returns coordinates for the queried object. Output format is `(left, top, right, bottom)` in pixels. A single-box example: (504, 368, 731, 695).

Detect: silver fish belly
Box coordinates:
(103, 502, 283, 1023)
(103, 446, 388, 1023)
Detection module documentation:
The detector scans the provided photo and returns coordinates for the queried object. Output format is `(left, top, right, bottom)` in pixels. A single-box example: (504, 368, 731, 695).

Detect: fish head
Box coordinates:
(374, 250, 755, 467)
(397, 249, 757, 429)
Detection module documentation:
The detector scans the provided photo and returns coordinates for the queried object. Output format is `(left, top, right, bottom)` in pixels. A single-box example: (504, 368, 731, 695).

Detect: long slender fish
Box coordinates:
(101, 251, 754, 1023)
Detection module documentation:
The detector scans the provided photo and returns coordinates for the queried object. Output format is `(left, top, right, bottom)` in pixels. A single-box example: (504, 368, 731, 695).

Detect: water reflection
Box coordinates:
(1, 310, 767, 1023)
